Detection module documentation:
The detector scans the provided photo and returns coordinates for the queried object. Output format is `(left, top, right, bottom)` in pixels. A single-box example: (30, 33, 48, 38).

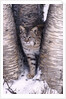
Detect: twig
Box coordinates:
(6, 82, 17, 94)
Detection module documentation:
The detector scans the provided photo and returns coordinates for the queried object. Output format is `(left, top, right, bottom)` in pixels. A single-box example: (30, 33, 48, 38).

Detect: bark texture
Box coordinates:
(3, 4, 23, 82)
(39, 4, 63, 94)
(12, 4, 44, 29)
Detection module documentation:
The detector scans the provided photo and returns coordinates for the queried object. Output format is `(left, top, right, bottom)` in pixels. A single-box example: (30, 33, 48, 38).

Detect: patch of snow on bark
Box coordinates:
(43, 4, 50, 21)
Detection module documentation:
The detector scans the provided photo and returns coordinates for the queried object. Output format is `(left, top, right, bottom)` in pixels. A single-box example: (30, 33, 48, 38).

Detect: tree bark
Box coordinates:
(3, 4, 23, 82)
(39, 4, 63, 94)
(12, 4, 44, 30)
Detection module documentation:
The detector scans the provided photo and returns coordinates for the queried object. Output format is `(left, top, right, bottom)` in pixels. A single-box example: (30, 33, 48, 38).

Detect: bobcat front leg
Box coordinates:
(27, 55, 36, 79)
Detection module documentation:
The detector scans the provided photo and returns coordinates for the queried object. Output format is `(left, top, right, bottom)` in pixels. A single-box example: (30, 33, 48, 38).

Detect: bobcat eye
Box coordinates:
(22, 36, 25, 39)
(29, 37, 31, 38)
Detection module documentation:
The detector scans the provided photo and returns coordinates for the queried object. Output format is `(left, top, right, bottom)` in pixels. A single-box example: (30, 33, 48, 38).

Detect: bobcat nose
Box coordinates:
(25, 39, 29, 42)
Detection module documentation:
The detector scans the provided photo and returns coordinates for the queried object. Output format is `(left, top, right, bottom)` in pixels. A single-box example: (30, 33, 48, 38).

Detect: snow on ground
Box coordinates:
(3, 69, 58, 94)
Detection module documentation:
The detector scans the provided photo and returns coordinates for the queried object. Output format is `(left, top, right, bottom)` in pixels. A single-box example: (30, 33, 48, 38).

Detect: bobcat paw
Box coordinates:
(27, 73, 35, 79)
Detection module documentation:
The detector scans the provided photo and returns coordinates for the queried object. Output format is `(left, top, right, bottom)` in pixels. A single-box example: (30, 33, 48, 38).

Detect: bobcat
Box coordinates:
(19, 25, 43, 78)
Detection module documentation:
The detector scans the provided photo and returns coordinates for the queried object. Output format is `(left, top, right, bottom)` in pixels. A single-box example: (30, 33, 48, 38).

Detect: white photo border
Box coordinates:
(0, 0, 66, 99)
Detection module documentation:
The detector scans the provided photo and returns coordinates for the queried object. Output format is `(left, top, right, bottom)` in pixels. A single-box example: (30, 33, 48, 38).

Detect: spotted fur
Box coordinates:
(19, 25, 42, 78)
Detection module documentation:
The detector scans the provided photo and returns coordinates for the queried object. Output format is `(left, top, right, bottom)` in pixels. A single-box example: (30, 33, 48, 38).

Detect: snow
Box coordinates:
(3, 69, 58, 94)
(43, 4, 50, 21)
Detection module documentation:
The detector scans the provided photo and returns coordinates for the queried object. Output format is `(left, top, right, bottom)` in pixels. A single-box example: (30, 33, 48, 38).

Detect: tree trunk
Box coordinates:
(3, 4, 23, 82)
(39, 4, 63, 94)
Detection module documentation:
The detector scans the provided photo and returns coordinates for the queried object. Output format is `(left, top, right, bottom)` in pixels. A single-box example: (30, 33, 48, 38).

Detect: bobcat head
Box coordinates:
(19, 25, 43, 47)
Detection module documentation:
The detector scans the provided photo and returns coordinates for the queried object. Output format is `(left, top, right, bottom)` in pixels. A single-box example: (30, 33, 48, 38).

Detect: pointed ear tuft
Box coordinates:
(19, 25, 25, 33)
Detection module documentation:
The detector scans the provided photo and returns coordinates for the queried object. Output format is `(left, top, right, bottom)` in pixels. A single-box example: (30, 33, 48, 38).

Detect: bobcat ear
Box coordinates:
(32, 27, 38, 34)
(19, 25, 25, 33)
(37, 24, 44, 31)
